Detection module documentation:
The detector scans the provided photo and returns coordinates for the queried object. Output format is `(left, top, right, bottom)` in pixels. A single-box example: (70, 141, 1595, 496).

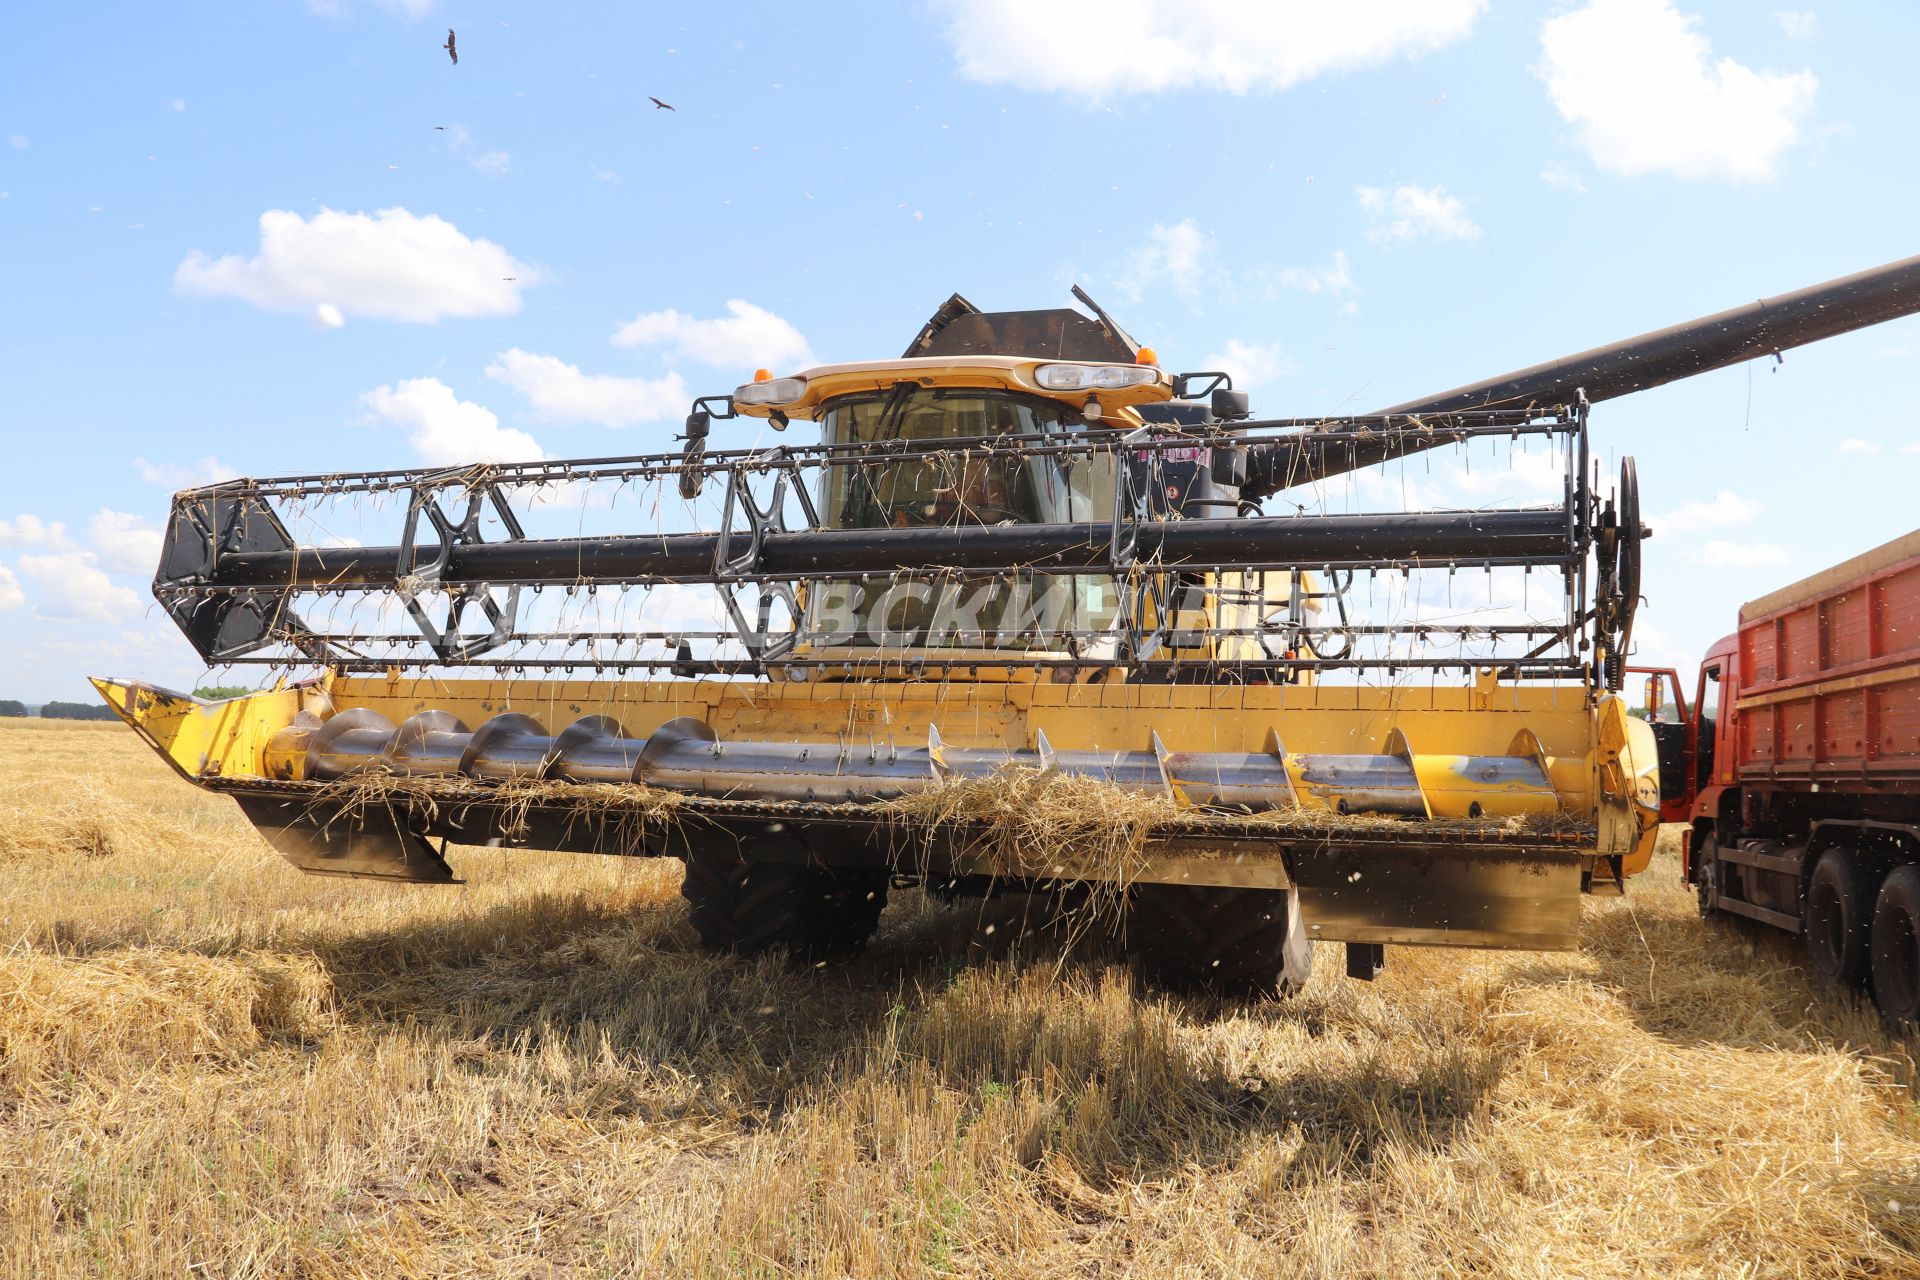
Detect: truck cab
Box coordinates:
(1635, 634, 1735, 848)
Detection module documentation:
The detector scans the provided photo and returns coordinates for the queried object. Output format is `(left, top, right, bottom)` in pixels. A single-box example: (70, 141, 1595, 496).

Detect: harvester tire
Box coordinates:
(1127, 885, 1312, 999)
(1806, 848, 1876, 990)
(681, 840, 888, 963)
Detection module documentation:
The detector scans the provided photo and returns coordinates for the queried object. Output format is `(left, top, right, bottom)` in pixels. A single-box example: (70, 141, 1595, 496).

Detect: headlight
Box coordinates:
(1033, 363, 1159, 392)
(735, 376, 808, 407)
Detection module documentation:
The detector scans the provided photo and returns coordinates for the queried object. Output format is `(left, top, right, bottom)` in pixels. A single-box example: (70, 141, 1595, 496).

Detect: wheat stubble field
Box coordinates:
(3, 717, 1920, 1278)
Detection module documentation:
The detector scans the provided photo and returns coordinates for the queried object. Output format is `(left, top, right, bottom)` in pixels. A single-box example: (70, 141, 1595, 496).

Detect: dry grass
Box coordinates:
(884, 766, 1178, 897)
(309, 770, 686, 852)
(4, 716, 1920, 1278)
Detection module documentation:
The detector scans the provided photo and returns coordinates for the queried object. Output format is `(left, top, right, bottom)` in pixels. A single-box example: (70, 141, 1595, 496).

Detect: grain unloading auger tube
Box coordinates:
(91, 253, 1920, 993)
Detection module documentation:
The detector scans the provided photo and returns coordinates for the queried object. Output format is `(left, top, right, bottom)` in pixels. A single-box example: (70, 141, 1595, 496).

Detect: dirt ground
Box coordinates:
(4, 716, 1919, 1278)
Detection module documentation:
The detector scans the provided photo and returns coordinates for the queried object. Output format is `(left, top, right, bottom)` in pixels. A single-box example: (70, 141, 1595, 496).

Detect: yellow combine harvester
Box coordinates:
(98, 260, 1920, 995)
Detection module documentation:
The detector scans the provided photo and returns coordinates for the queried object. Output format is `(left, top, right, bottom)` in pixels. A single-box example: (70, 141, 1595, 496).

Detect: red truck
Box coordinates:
(1636, 528, 1920, 1025)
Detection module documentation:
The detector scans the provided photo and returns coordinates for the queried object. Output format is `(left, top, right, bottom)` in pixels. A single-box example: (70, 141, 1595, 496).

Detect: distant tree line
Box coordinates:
(36, 701, 119, 721)
(1, 685, 261, 719)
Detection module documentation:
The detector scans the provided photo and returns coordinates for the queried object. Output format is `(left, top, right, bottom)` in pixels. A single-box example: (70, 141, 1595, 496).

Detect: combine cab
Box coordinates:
(98, 259, 1920, 995)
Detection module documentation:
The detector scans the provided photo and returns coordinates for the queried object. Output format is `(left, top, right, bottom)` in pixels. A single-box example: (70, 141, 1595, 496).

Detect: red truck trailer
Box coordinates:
(1635, 529, 1920, 1023)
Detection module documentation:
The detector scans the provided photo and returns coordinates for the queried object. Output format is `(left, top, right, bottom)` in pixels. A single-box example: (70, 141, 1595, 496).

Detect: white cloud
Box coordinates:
(168, 98, 187, 112)
(1659, 489, 1759, 533)
(89, 511, 164, 575)
(17, 553, 142, 622)
(1202, 339, 1297, 390)
(134, 455, 233, 488)
(1446, 448, 1569, 499)
(1538, 0, 1817, 181)
(1262, 251, 1354, 296)
(1112, 219, 1214, 299)
(485, 350, 688, 428)
(1835, 437, 1882, 455)
(590, 165, 625, 185)
(1696, 540, 1790, 568)
(1774, 10, 1818, 40)
(360, 378, 546, 466)
(0, 565, 23, 611)
(1626, 618, 1693, 676)
(7, 134, 25, 151)
(936, 0, 1486, 98)
(315, 302, 346, 330)
(375, 0, 437, 17)
(0, 514, 77, 551)
(1540, 162, 1588, 193)
(1357, 185, 1480, 243)
(612, 300, 815, 371)
(175, 207, 533, 324)
(1346, 442, 1572, 514)
(441, 124, 512, 177)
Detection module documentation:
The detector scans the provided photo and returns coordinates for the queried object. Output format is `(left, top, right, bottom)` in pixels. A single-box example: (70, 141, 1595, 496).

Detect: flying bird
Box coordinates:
(443, 29, 457, 65)
(649, 97, 675, 111)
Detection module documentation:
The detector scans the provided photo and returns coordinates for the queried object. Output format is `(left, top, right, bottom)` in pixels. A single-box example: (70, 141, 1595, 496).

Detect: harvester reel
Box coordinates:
(1595, 456, 1642, 689)
(1617, 456, 1641, 625)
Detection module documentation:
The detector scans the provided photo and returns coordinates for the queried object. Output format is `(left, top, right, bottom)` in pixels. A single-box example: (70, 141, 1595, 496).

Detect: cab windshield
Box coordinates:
(820, 387, 1103, 529)
(809, 386, 1120, 652)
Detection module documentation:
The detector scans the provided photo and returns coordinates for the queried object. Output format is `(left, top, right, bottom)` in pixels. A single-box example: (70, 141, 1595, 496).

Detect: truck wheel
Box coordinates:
(1694, 832, 1719, 918)
(1127, 885, 1313, 999)
(681, 836, 888, 963)
(1805, 848, 1876, 989)
(1871, 865, 1920, 1026)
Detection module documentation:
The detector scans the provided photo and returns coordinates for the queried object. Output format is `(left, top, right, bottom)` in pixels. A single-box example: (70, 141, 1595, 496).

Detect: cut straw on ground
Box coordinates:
(3, 717, 1919, 1278)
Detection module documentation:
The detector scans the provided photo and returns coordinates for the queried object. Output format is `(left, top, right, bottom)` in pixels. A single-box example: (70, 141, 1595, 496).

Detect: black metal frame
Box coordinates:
(151, 407, 1610, 681)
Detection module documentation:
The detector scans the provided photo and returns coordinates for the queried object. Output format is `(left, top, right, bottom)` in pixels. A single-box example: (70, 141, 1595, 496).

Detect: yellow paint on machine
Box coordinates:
(93, 668, 1658, 860)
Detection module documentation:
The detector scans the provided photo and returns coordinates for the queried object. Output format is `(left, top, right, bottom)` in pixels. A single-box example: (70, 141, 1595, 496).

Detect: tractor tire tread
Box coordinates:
(682, 843, 888, 963)
(1128, 884, 1309, 998)
(1806, 847, 1877, 989)
(1870, 864, 1920, 1026)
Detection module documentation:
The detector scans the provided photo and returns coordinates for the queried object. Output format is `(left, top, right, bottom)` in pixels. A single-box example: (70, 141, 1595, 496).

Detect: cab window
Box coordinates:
(1694, 664, 1721, 787)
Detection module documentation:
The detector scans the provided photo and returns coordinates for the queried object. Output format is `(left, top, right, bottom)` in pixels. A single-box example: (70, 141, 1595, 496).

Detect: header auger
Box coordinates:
(97, 254, 1920, 997)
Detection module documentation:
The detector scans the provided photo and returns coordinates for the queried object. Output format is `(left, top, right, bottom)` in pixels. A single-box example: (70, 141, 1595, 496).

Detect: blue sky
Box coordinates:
(1, 0, 1916, 701)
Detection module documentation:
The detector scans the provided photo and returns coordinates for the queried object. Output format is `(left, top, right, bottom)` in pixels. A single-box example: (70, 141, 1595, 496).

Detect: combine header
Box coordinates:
(98, 257, 1920, 995)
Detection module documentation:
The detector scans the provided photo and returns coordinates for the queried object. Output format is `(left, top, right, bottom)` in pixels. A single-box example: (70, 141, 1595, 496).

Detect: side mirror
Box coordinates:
(1211, 388, 1251, 421)
(1172, 370, 1230, 400)
(682, 410, 711, 443)
(1643, 674, 1661, 719)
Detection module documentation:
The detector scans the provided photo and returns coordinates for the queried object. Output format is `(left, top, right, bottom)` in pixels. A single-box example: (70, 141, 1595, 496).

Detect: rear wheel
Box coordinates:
(1805, 848, 1876, 989)
(1871, 865, 1920, 1026)
(1694, 831, 1719, 918)
(681, 834, 888, 963)
(1127, 885, 1313, 999)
